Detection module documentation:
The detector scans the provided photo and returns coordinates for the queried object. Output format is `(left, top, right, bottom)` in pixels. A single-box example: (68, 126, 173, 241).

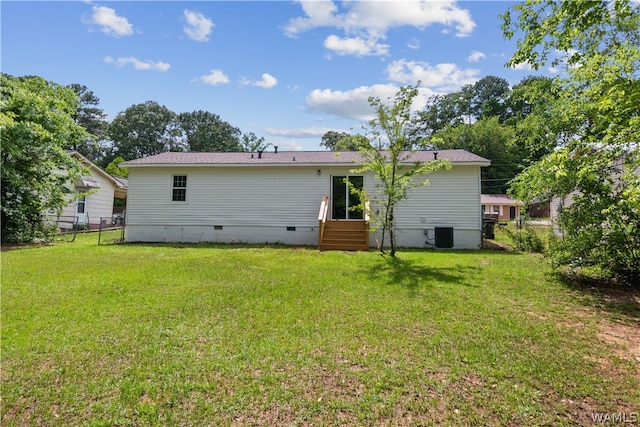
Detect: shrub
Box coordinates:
(502, 222, 546, 253)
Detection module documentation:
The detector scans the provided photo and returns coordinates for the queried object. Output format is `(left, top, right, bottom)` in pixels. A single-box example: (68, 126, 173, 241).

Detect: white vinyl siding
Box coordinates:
(61, 171, 117, 226)
(126, 164, 483, 248)
(393, 166, 482, 230)
(127, 166, 334, 228)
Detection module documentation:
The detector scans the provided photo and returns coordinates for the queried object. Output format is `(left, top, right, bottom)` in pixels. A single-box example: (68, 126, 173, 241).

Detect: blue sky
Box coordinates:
(2, 1, 554, 151)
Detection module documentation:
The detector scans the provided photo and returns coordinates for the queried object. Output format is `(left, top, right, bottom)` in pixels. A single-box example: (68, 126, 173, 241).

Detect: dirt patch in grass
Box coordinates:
(482, 239, 513, 250)
(560, 275, 640, 365)
(597, 319, 640, 363)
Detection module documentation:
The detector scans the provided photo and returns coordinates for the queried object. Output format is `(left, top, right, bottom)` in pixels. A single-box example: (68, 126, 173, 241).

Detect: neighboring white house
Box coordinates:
(58, 152, 128, 229)
(481, 194, 524, 221)
(121, 149, 490, 249)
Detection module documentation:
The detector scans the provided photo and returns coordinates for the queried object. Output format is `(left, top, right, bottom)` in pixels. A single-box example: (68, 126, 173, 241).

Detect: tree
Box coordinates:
(353, 85, 451, 257)
(105, 156, 128, 178)
(178, 110, 242, 152)
(416, 75, 511, 139)
(1, 74, 88, 242)
(107, 101, 180, 161)
(321, 131, 365, 151)
(468, 75, 511, 121)
(429, 117, 519, 194)
(503, 76, 563, 162)
(68, 84, 108, 162)
(503, 0, 640, 283)
(240, 132, 270, 152)
(320, 131, 349, 150)
(335, 134, 368, 151)
(416, 92, 470, 139)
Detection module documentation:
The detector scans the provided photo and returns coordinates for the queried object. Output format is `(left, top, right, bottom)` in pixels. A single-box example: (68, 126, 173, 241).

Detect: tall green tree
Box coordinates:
(178, 110, 242, 152)
(503, 0, 640, 283)
(503, 76, 563, 162)
(320, 131, 349, 150)
(107, 101, 180, 161)
(429, 117, 518, 194)
(240, 132, 270, 152)
(68, 83, 108, 162)
(320, 131, 364, 151)
(416, 75, 511, 139)
(353, 85, 451, 257)
(1, 74, 88, 242)
(105, 156, 128, 178)
(467, 75, 511, 121)
(335, 135, 368, 151)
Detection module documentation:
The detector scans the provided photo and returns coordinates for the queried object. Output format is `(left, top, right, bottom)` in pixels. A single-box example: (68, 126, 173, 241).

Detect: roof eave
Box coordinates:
(122, 160, 491, 168)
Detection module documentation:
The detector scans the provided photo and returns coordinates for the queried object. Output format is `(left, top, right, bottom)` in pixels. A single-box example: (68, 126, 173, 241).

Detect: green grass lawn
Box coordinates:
(2, 231, 638, 426)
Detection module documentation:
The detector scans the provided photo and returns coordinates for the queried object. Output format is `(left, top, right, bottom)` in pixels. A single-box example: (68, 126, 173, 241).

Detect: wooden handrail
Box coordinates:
(318, 195, 329, 250)
(364, 197, 370, 248)
(318, 195, 328, 222)
(364, 197, 370, 222)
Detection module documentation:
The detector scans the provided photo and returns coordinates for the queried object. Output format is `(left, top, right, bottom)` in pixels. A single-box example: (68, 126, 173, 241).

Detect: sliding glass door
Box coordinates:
(332, 176, 364, 220)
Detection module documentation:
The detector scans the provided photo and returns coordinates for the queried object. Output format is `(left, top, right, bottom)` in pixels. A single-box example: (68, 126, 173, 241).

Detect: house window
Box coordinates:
(172, 175, 187, 202)
(76, 195, 86, 214)
(493, 205, 500, 214)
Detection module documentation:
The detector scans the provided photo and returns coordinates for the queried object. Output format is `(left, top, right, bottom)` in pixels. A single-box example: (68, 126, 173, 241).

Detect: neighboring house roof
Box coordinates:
(70, 151, 128, 189)
(481, 194, 524, 206)
(121, 150, 491, 168)
(110, 175, 129, 188)
(75, 176, 101, 188)
(69, 151, 128, 198)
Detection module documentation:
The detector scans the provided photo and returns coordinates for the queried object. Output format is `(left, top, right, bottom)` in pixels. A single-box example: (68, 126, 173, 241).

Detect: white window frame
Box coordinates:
(171, 174, 188, 202)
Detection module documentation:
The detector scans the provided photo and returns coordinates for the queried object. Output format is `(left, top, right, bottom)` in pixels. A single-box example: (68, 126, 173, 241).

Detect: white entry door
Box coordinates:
(76, 192, 87, 225)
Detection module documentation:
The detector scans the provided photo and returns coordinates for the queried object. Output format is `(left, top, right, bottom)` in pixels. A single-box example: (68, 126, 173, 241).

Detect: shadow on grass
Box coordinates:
(557, 272, 640, 321)
(365, 254, 478, 297)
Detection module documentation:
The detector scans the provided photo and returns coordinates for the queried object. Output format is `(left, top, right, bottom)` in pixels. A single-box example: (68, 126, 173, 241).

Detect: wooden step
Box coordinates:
(320, 221, 369, 251)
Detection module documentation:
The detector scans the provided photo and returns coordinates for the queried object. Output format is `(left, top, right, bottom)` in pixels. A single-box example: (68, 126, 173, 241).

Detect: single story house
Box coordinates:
(527, 199, 551, 218)
(481, 194, 524, 221)
(121, 149, 490, 250)
(58, 152, 128, 229)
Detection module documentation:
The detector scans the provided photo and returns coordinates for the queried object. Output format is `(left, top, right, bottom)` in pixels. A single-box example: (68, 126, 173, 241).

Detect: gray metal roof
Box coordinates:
(122, 150, 490, 167)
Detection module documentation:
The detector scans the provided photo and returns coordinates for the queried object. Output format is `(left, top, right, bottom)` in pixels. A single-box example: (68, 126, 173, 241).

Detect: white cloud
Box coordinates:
(274, 140, 304, 151)
(265, 127, 341, 138)
(241, 73, 278, 89)
(283, 0, 343, 36)
(183, 10, 214, 42)
(284, 0, 476, 56)
(511, 62, 533, 71)
(306, 84, 400, 121)
(385, 59, 479, 91)
(468, 50, 486, 63)
(306, 83, 437, 121)
(254, 73, 278, 89)
(199, 69, 230, 85)
(407, 38, 421, 50)
(345, 1, 475, 37)
(324, 35, 389, 57)
(86, 6, 134, 37)
(104, 56, 170, 71)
